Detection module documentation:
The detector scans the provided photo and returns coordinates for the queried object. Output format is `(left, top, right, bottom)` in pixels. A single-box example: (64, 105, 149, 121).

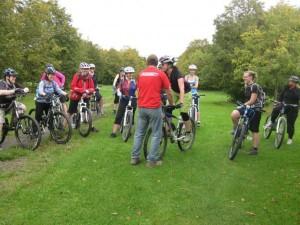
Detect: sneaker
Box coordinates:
(146, 160, 163, 168)
(91, 127, 99, 133)
(248, 148, 258, 155)
(287, 139, 293, 145)
(110, 133, 117, 138)
(130, 158, 140, 165)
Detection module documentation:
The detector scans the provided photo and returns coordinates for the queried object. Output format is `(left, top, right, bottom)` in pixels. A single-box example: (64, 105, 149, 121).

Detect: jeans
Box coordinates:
(131, 107, 162, 162)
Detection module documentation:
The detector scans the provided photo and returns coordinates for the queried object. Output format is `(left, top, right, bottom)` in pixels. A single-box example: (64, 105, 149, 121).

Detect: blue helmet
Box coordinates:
(3, 68, 17, 77)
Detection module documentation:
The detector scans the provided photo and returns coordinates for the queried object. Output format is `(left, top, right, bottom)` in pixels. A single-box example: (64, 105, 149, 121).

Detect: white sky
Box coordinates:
(58, 0, 300, 57)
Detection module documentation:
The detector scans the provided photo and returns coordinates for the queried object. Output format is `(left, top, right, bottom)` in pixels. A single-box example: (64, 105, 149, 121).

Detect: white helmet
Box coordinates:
(89, 63, 95, 68)
(189, 64, 197, 70)
(80, 62, 90, 69)
(124, 66, 135, 73)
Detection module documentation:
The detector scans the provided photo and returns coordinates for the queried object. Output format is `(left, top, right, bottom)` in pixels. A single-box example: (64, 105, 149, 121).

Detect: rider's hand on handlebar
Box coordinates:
(85, 90, 90, 95)
(23, 87, 29, 93)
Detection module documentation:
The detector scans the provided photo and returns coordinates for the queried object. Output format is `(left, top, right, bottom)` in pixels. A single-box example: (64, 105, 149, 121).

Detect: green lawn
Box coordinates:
(0, 86, 299, 225)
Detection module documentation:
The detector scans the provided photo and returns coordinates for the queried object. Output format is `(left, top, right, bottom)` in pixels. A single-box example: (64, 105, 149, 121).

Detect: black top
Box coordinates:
(278, 86, 300, 105)
(244, 83, 261, 108)
(169, 66, 184, 93)
(0, 80, 21, 108)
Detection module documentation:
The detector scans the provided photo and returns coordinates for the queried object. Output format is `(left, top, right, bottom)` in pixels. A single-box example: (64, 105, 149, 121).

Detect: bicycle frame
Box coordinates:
(78, 97, 89, 123)
(122, 96, 136, 127)
(162, 106, 185, 142)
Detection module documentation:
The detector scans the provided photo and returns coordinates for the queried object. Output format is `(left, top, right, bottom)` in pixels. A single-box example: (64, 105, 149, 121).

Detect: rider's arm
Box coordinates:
(38, 81, 46, 96)
(195, 76, 199, 89)
(54, 82, 66, 96)
(178, 78, 185, 104)
(71, 75, 84, 94)
(165, 88, 174, 105)
(0, 89, 15, 96)
(245, 93, 258, 106)
(87, 78, 95, 94)
(113, 74, 119, 87)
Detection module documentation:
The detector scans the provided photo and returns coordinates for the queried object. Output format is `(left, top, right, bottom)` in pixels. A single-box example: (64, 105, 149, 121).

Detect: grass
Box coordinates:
(0, 86, 299, 225)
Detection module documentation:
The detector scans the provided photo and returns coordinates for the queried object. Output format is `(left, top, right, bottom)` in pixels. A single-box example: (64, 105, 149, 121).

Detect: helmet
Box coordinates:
(188, 64, 197, 70)
(45, 66, 56, 74)
(124, 66, 135, 73)
(289, 75, 300, 83)
(3, 68, 17, 77)
(80, 62, 90, 69)
(89, 63, 95, 68)
(159, 55, 175, 64)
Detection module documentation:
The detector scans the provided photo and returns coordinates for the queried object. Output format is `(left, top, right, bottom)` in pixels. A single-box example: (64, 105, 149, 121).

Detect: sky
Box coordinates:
(57, 0, 300, 57)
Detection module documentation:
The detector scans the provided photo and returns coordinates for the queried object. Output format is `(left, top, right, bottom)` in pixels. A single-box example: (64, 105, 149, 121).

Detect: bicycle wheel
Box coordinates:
(177, 119, 196, 151)
(228, 123, 247, 160)
(0, 118, 9, 144)
(274, 116, 286, 149)
(143, 127, 168, 160)
(122, 111, 133, 142)
(189, 106, 197, 122)
(78, 108, 92, 137)
(49, 111, 72, 144)
(263, 116, 273, 139)
(15, 115, 41, 150)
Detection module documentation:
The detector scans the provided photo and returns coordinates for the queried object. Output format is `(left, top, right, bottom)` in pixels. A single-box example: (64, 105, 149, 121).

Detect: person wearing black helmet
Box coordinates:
(0, 68, 29, 146)
(267, 75, 300, 145)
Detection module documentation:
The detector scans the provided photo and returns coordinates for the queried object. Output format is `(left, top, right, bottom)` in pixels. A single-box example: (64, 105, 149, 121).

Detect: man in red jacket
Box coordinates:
(68, 62, 95, 120)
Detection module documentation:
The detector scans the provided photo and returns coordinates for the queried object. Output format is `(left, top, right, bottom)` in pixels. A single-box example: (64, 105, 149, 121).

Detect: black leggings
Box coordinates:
(35, 102, 51, 123)
(114, 97, 136, 125)
(271, 106, 298, 139)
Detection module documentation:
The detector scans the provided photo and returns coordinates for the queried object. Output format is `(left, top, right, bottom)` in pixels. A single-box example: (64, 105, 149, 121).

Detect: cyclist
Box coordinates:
(35, 69, 67, 124)
(266, 76, 300, 145)
(90, 63, 103, 115)
(110, 66, 137, 138)
(40, 64, 68, 114)
(185, 64, 200, 126)
(0, 68, 29, 146)
(112, 68, 125, 114)
(68, 62, 95, 126)
(231, 71, 263, 155)
(159, 55, 192, 141)
(131, 55, 173, 167)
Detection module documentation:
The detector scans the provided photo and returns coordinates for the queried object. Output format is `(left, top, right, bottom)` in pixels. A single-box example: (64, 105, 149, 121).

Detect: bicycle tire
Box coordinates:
(228, 123, 246, 160)
(274, 116, 286, 149)
(15, 115, 41, 150)
(122, 111, 133, 142)
(78, 108, 92, 137)
(263, 116, 273, 139)
(49, 111, 72, 144)
(177, 118, 196, 151)
(143, 127, 168, 160)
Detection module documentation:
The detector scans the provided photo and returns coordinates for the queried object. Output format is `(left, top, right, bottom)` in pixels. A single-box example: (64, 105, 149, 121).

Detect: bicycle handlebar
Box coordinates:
(271, 100, 298, 108)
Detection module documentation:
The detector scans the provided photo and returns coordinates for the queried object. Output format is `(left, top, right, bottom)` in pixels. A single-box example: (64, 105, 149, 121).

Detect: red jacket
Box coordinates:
(70, 73, 95, 101)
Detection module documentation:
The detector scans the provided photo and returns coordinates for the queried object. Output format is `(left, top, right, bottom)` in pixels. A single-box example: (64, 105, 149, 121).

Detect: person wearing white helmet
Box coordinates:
(110, 66, 137, 138)
(185, 64, 200, 126)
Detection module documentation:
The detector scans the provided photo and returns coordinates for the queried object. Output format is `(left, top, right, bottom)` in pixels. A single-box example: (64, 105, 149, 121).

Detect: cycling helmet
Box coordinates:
(159, 55, 175, 64)
(80, 62, 90, 69)
(45, 66, 56, 74)
(90, 63, 95, 68)
(3, 68, 17, 77)
(189, 64, 198, 70)
(124, 66, 135, 73)
(289, 75, 300, 83)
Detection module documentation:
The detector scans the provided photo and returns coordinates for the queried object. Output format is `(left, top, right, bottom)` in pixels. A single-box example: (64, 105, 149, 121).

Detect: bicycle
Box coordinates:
(188, 93, 205, 125)
(120, 96, 136, 142)
(71, 95, 93, 137)
(143, 104, 196, 160)
(228, 102, 264, 160)
(29, 94, 72, 144)
(263, 100, 299, 149)
(1, 91, 41, 150)
(89, 87, 101, 117)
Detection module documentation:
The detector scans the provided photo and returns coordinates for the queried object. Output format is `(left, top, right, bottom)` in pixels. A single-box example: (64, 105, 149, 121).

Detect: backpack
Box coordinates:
(251, 83, 266, 108)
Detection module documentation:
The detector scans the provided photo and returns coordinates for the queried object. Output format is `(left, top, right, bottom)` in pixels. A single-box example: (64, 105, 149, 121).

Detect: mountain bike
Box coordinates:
(1, 92, 41, 150)
(228, 102, 264, 160)
(29, 94, 72, 144)
(120, 96, 137, 142)
(71, 95, 93, 137)
(143, 104, 196, 160)
(263, 100, 299, 149)
(188, 93, 205, 125)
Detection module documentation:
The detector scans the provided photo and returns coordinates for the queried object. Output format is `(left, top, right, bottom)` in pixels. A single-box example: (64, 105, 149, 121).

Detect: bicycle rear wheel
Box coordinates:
(274, 116, 286, 149)
(177, 119, 196, 151)
(78, 108, 92, 137)
(49, 111, 72, 144)
(143, 127, 167, 160)
(122, 111, 133, 142)
(263, 116, 273, 139)
(15, 115, 41, 150)
(228, 123, 246, 160)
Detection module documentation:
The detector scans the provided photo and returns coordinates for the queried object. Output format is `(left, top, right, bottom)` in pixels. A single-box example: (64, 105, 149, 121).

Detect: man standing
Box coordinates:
(131, 55, 173, 167)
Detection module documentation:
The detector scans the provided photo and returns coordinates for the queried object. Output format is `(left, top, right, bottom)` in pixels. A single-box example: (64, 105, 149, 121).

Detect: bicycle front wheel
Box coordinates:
(263, 116, 273, 139)
(122, 111, 133, 142)
(228, 123, 246, 160)
(15, 115, 41, 150)
(177, 119, 196, 151)
(274, 116, 286, 149)
(143, 127, 167, 160)
(78, 108, 92, 137)
(189, 106, 197, 122)
(49, 111, 72, 144)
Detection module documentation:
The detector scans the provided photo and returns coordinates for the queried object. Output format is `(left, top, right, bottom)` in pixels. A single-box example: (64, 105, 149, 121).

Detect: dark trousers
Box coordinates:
(114, 97, 136, 125)
(35, 102, 51, 123)
(271, 106, 298, 139)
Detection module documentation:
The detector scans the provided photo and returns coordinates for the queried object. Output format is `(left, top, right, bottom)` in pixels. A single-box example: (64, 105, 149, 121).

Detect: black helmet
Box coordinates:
(45, 65, 56, 74)
(289, 75, 300, 83)
(159, 55, 175, 65)
(3, 68, 17, 77)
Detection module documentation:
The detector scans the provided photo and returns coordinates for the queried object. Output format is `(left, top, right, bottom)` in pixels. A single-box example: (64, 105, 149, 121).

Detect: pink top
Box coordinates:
(41, 71, 65, 88)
